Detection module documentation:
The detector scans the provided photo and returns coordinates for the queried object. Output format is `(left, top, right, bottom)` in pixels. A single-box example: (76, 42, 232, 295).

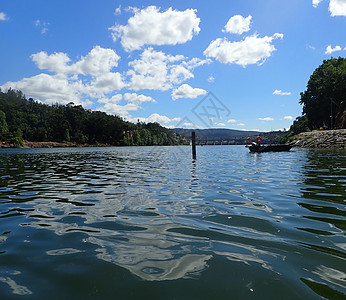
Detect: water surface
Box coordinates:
(0, 146, 345, 299)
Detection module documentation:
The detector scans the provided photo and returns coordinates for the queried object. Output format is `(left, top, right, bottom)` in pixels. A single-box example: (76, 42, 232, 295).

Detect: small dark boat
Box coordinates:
(246, 142, 293, 153)
(245, 136, 294, 153)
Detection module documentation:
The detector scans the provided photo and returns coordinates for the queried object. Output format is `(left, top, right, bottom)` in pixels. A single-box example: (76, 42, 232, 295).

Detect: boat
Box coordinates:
(245, 136, 294, 153)
(246, 143, 293, 153)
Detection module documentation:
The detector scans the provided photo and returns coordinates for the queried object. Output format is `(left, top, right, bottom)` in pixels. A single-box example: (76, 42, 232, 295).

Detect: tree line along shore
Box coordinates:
(0, 89, 187, 148)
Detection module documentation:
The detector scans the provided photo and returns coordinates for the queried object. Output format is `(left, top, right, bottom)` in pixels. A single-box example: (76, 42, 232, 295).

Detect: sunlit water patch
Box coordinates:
(0, 146, 345, 299)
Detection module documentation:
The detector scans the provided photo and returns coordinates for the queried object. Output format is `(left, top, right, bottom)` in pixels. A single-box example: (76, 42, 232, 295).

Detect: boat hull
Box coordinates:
(247, 144, 293, 153)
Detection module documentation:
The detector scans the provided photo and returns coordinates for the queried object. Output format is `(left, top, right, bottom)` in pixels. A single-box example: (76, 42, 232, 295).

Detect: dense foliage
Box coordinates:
(281, 57, 346, 143)
(300, 57, 346, 130)
(0, 89, 181, 147)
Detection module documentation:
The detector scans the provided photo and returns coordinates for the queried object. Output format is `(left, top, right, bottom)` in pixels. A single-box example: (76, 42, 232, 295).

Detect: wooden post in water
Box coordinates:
(192, 131, 196, 160)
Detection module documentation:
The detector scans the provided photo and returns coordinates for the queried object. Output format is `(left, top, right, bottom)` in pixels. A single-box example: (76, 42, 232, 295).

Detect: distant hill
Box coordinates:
(172, 128, 261, 138)
(171, 128, 286, 145)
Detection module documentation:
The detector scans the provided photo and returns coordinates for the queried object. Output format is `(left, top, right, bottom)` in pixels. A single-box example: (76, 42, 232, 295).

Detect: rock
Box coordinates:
(292, 129, 346, 148)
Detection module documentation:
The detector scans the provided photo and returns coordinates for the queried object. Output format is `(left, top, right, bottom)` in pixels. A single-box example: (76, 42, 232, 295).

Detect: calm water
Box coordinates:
(0, 145, 345, 299)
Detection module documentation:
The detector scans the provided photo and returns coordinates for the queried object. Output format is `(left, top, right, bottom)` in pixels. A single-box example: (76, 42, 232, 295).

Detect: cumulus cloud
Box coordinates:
(0, 12, 9, 21)
(109, 6, 200, 51)
(99, 102, 140, 119)
(136, 113, 181, 124)
(0, 73, 89, 106)
(227, 119, 237, 123)
(216, 123, 226, 126)
(258, 117, 274, 121)
(325, 45, 342, 54)
(329, 0, 346, 16)
(97, 93, 157, 120)
(31, 46, 121, 75)
(284, 116, 294, 120)
(1, 46, 125, 105)
(123, 93, 156, 104)
(273, 89, 291, 96)
(171, 84, 207, 100)
(204, 33, 283, 67)
(313, 0, 346, 16)
(223, 15, 252, 35)
(127, 48, 208, 91)
(98, 94, 123, 104)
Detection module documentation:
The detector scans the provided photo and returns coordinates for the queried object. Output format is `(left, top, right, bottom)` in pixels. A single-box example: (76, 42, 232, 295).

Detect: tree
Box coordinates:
(0, 110, 8, 137)
(299, 57, 346, 129)
(10, 128, 24, 147)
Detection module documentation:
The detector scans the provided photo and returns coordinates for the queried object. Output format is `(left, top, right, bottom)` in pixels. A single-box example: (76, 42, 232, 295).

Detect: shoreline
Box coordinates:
(0, 140, 95, 148)
(292, 129, 346, 149)
(1, 129, 345, 149)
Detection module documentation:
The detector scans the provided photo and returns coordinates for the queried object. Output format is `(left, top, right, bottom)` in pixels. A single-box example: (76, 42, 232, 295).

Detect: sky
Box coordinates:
(1, 0, 346, 132)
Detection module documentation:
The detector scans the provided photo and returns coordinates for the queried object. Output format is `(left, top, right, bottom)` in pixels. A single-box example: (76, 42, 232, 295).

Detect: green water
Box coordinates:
(0, 146, 345, 299)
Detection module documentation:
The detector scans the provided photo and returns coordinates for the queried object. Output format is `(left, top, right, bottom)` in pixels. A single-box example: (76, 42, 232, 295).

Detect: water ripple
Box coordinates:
(0, 146, 345, 299)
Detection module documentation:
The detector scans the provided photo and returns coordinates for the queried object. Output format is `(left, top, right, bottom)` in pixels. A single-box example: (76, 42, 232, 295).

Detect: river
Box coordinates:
(0, 146, 345, 299)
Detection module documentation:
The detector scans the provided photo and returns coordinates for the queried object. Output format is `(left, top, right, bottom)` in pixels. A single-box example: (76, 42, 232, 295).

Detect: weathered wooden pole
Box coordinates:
(192, 131, 196, 159)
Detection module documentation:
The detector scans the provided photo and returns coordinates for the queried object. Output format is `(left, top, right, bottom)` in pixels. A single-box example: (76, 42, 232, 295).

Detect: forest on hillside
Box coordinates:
(0, 89, 183, 147)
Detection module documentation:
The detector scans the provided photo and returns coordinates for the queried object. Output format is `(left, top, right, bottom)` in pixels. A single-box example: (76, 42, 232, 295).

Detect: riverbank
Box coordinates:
(0, 140, 89, 148)
(292, 129, 346, 148)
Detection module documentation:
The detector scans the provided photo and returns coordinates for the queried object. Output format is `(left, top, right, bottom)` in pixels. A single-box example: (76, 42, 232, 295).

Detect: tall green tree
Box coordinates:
(299, 57, 346, 129)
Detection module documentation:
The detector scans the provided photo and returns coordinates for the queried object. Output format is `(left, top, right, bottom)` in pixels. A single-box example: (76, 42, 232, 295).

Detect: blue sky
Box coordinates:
(1, 0, 346, 131)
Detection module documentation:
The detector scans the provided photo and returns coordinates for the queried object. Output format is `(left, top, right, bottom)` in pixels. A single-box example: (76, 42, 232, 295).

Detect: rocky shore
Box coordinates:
(292, 129, 346, 149)
(0, 140, 84, 148)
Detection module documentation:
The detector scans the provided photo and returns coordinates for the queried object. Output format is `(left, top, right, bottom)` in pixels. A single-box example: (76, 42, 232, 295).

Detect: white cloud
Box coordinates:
(182, 122, 199, 128)
(127, 48, 206, 91)
(171, 84, 207, 100)
(284, 116, 294, 120)
(114, 5, 121, 15)
(325, 45, 342, 54)
(0, 73, 89, 106)
(31, 46, 121, 75)
(204, 33, 283, 67)
(223, 15, 252, 35)
(314, 0, 346, 16)
(1, 46, 125, 106)
(123, 93, 156, 104)
(273, 89, 291, 96)
(31, 51, 71, 73)
(329, 0, 346, 16)
(109, 6, 200, 51)
(227, 119, 237, 123)
(73, 46, 121, 75)
(313, 0, 324, 8)
(237, 123, 245, 126)
(216, 123, 226, 126)
(136, 113, 181, 125)
(99, 102, 140, 119)
(0, 12, 9, 21)
(97, 93, 157, 120)
(98, 94, 123, 104)
(208, 75, 215, 83)
(258, 117, 274, 121)
(89, 72, 125, 96)
(13, 46, 208, 103)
